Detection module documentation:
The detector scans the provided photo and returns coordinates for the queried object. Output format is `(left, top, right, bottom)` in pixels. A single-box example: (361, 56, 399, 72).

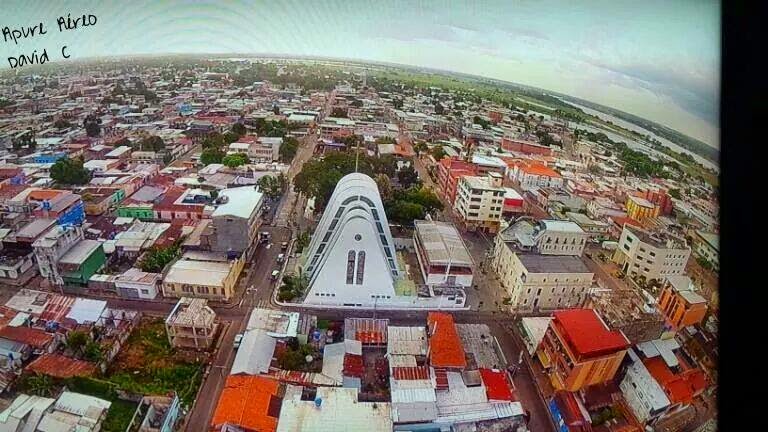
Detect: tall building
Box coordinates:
(612, 225, 691, 281)
(453, 173, 505, 233)
(626, 195, 660, 222)
(492, 218, 593, 311)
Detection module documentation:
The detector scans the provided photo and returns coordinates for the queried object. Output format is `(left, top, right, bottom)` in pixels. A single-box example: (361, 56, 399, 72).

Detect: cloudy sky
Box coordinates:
(2, 0, 720, 147)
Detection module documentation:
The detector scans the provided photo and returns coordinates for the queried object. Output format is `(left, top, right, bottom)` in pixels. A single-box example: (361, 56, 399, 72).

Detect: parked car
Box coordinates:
(234, 333, 244, 349)
(271, 270, 280, 281)
(280, 241, 288, 250)
(277, 253, 285, 263)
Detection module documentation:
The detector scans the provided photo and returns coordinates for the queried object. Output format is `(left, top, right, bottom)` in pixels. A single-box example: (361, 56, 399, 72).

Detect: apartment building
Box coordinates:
(454, 172, 505, 233)
(435, 157, 478, 204)
(612, 225, 691, 281)
(508, 163, 563, 191)
(32, 224, 85, 285)
(692, 230, 718, 271)
(209, 186, 264, 259)
(657, 276, 708, 331)
(626, 195, 660, 222)
(536, 309, 630, 392)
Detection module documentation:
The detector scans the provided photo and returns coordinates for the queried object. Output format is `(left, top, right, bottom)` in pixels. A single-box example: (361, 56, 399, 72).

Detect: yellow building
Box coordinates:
(626, 195, 660, 222)
(162, 252, 245, 301)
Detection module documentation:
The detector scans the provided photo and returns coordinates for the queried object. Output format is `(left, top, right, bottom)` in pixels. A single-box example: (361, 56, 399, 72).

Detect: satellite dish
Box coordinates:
(305, 355, 313, 363)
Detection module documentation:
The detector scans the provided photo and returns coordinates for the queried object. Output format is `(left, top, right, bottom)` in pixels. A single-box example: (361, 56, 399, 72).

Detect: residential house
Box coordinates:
(162, 252, 244, 301)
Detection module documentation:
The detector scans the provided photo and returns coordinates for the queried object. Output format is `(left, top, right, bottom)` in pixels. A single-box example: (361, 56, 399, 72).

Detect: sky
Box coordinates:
(1, 0, 721, 148)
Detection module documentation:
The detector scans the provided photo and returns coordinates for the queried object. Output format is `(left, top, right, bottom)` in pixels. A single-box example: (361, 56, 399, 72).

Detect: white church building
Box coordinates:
(299, 173, 466, 309)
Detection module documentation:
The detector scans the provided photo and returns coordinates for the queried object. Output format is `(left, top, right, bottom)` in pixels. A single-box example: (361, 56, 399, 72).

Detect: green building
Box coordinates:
(117, 204, 155, 220)
(58, 240, 107, 285)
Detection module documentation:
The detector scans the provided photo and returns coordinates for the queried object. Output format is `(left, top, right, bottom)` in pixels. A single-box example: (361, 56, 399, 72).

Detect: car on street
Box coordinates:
(271, 270, 280, 281)
(277, 253, 285, 263)
(234, 333, 244, 349)
(280, 241, 288, 250)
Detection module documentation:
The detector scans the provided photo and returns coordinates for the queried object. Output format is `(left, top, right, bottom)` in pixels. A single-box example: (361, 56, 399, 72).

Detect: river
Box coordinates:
(562, 100, 719, 172)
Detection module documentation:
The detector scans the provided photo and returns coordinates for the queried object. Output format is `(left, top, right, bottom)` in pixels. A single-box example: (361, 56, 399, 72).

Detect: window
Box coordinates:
(346, 251, 356, 284)
(356, 251, 365, 284)
(182, 285, 193, 293)
(141, 289, 149, 295)
(198, 286, 210, 294)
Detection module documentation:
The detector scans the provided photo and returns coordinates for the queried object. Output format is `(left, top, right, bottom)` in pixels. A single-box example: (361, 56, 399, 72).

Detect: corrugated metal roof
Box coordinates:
(27, 354, 96, 378)
(344, 318, 389, 344)
(230, 329, 276, 375)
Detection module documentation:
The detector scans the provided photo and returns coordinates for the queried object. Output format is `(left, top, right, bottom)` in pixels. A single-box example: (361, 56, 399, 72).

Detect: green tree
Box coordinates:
(669, 188, 682, 199)
(257, 174, 287, 199)
(65, 331, 89, 356)
(50, 157, 91, 185)
(83, 115, 101, 137)
(279, 136, 300, 163)
(137, 135, 165, 151)
(413, 141, 428, 156)
(84, 341, 104, 362)
(139, 242, 181, 273)
(231, 122, 247, 137)
(200, 148, 225, 165)
(429, 145, 447, 161)
(222, 153, 249, 168)
(387, 201, 425, 224)
(375, 174, 394, 202)
(397, 165, 420, 189)
(21, 373, 55, 397)
(434, 103, 444, 115)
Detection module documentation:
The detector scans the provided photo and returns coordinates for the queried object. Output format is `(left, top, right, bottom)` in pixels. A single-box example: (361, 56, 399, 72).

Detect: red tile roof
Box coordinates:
(427, 312, 467, 369)
(27, 354, 97, 378)
(644, 357, 708, 405)
(211, 375, 281, 432)
(392, 366, 430, 381)
(479, 368, 516, 402)
(553, 309, 630, 359)
(0, 326, 53, 348)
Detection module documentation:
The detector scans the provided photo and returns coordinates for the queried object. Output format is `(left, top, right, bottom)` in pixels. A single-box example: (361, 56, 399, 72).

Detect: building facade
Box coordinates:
(536, 309, 630, 392)
(612, 225, 691, 281)
(453, 173, 505, 233)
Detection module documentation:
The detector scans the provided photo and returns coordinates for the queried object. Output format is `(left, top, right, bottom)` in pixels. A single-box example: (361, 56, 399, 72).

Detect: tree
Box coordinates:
(273, 105, 280, 115)
(331, 107, 347, 118)
(669, 188, 682, 199)
(22, 374, 55, 397)
(429, 145, 447, 161)
(50, 157, 91, 185)
(392, 98, 403, 109)
(65, 331, 89, 356)
(279, 136, 300, 163)
(231, 122, 247, 137)
(397, 165, 420, 189)
(257, 174, 287, 199)
(387, 201, 425, 224)
(434, 103, 444, 115)
(200, 148, 225, 165)
(413, 141, 428, 156)
(83, 115, 101, 138)
(222, 153, 249, 168)
(375, 174, 394, 202)
(139, 242, 181, 273)
(54, 119, 72, 129)
(84, 341, 104, 362)
(137, 135, 165, 151)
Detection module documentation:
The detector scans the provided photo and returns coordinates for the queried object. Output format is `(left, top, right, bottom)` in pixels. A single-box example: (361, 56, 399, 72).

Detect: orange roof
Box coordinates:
(211, 375, 281, 432)
(427, 312, 467, 369)
(519, 164, 561, 178)
(0, 326, 53, 348)
(643, 357, 707, 405)
(27, 354, 97, 378)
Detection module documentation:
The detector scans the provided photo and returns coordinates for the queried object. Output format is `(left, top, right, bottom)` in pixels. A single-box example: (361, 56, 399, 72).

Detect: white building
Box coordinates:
(620, 349, 671, 424)
(413, 220, 474, 288)
(277, 386, 392, 432)
(692, 230, 718, 271)
(493, 218, 587, 257)
(300, 173, 465, 309)
(612, 225, 691, 281)
(454, 173, 505, 233)
(114, 267, 161, 299)
(302, 173, 402, 306)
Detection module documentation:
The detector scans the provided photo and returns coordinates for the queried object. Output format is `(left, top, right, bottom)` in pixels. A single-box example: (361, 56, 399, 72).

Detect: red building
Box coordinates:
(436, 157, 478, 205)
(640, 188, 674, 216)
(501, 137, 554, 156)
